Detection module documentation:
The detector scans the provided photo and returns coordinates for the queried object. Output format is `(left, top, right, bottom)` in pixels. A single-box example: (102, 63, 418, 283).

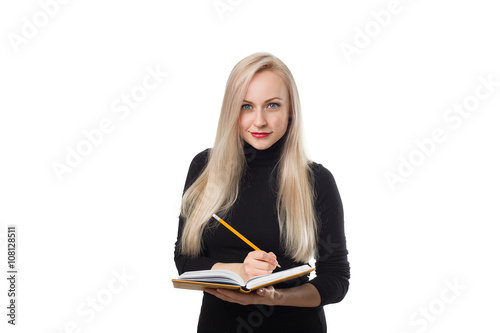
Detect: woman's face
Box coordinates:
(239, 70, 289, 150)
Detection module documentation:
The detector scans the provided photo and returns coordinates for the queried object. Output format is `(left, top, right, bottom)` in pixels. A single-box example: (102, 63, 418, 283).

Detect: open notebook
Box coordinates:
(172, 264, 315, 293)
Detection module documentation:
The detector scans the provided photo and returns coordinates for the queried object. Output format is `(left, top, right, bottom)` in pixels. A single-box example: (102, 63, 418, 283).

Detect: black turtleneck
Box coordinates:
(174, 137, 350, 332)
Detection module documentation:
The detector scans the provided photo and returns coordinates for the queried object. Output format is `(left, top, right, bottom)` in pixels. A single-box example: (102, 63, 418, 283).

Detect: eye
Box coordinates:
(268, 103, 280, 109)
(241, 104, 252, 110)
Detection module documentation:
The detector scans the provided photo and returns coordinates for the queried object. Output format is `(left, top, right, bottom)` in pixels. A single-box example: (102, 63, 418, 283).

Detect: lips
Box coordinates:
(251, 132, 271, 138)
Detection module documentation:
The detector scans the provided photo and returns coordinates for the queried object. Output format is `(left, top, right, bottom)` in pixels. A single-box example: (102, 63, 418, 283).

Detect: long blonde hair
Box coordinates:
(179, 52, 318, 263)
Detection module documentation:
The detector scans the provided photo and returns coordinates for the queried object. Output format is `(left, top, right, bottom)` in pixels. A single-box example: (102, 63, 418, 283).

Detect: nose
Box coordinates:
(253, 109, 267, 128)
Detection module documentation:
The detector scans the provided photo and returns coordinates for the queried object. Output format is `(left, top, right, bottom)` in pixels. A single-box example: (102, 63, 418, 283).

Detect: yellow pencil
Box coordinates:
(212, 213, 281, 268)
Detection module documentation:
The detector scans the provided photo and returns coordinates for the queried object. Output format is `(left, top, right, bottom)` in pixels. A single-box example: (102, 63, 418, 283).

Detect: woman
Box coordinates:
(174, 52, 350, 332)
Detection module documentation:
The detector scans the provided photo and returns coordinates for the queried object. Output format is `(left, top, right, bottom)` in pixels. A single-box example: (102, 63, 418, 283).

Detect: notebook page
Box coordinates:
(245, 265, 312, 289)
(177, 269, 245, 286)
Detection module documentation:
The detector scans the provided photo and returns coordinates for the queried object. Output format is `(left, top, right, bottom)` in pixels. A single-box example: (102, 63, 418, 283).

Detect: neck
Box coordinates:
(243, 135, 285, 166)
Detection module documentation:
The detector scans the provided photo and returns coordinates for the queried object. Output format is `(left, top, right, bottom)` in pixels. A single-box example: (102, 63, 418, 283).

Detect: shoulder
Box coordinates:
(188, 148, 211, 175)
(190, 148, 211, 167)
(309, 161, 337, 186)
(183, 148, 211, 191)
(308, 161, 343, 212)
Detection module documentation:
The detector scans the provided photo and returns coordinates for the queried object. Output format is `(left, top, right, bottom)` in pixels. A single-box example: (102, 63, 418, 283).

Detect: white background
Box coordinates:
(1, 0, 499, 332)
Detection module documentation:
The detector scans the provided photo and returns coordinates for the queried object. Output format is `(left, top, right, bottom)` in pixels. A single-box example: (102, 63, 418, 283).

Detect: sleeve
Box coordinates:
(173, 148, 219, 275)
(307, 163, 350, 306)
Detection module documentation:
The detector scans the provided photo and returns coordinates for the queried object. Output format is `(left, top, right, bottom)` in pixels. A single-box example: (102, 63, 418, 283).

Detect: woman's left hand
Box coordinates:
(204, 286, 281, 306)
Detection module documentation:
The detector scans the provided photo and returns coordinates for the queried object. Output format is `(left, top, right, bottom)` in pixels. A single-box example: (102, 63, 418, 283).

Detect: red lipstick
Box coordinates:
(251, 132, 271, 138)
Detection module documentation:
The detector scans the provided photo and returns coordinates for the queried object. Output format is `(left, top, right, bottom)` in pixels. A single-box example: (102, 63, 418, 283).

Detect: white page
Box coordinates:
(177, 269, 245, 286)
(245, 265, 312, 289)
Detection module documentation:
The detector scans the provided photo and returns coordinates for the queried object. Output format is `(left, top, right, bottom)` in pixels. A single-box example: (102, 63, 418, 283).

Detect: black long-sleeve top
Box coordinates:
(174, 135, 350, 332)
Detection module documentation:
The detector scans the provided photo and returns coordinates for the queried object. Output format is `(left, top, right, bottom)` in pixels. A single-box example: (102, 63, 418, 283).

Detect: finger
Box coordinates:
(268, 252, 281, 268)
(256, 286, 274, 297)
(265, 252, 279, 266)
(245, 260, 276, 274)
(250, 251, 279, 266)
(205, 288, 229, 299)
(248, 250, 268, 260)
(210, 289, 251, 305)
(247, 268, 274, 279)
(245, 255, 276, 270)
(245, 268, 272, 280)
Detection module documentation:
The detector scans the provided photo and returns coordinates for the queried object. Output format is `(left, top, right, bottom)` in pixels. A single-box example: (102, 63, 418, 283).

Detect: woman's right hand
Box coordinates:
(239, 251, 279, 282)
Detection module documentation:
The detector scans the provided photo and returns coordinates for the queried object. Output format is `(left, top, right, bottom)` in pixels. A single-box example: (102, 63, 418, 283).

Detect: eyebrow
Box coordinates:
(242, 97, 283, 104)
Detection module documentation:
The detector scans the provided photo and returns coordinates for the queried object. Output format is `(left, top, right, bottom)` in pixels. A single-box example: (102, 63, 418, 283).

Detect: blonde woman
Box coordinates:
(174, 52, 350, 332)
